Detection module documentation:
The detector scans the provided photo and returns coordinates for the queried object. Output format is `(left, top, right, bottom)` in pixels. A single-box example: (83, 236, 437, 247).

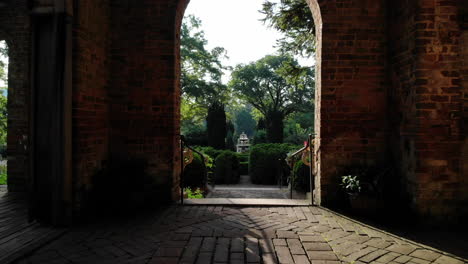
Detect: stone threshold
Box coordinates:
(182, 198, 311, 206)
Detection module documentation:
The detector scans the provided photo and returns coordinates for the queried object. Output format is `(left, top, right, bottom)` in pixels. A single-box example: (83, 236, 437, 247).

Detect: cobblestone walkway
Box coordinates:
(15, 206, 467, 264)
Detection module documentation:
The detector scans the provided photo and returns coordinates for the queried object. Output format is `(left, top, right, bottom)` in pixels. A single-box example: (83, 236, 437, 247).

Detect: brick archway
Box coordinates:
(175, 0, 389, 207)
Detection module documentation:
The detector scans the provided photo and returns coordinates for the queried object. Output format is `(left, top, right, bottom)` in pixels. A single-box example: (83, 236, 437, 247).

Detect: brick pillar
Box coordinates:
(389, 0, 468, 221)
(108, 0, 187, 203)
(310, 0, 389, 206)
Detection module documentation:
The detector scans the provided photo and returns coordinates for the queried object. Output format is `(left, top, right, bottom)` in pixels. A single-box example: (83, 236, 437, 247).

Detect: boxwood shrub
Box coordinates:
(194, 146, 225, 160)
(214, 151, 240, 184)
(291, 160, 311, 193)
(249, 143, 299, 185)
(183, 152, 207, 188)
(239, 161, 249, 175)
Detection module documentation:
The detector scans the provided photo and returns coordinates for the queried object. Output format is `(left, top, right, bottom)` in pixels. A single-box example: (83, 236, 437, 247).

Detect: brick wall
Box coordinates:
(0, 1, 31, 192)
(108, 0, 186, 202)
(389, 0, 467, 221)
(72, 0, 111, 212)
(310, 0, 389, 206)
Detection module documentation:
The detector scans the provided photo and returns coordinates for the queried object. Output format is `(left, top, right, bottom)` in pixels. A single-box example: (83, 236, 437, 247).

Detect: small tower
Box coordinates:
(236, 132, 251, 153)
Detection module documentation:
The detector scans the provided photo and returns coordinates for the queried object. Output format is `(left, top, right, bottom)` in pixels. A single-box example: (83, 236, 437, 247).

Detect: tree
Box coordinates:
(206, 101, 226, 149)
(234, 105, 256, 138)
(260, 0, 315, 58)
(0, 41, 8, 155)
(0, 41, 7, 85)
(181, 15, 230, 107)
(229, 55, 314, 143)
(180, 15, 231, 147)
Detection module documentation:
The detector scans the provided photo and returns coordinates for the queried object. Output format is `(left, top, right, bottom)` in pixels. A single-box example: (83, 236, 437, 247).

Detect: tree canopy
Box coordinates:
(229, 54, 314, 142)
(181, 15, 230, 107)
(260, 0, 315, 58)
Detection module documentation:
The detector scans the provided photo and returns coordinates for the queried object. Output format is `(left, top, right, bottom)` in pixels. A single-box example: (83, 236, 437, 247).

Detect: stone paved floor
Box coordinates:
(14, 205, 467, 264)
(207, 188, 289, 199)
(206, 175, 306, 199)
(0, 192, 64, 264)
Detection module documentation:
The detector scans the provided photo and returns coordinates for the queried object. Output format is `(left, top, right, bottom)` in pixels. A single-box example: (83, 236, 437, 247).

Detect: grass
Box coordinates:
(184, 187, 204, 199)
(0, 164, 6, 185)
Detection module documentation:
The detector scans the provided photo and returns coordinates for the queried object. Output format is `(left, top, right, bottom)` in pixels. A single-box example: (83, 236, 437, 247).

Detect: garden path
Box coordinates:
(207, 175, 306, 199)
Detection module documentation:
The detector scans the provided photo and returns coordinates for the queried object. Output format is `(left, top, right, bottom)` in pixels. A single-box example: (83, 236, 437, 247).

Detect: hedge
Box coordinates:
(239, 161, 249, 175)
(194, 146, 225, 160)
(292, 160, 311, 193)
(183, 152, 207, 188)
(214, 151, 240, 184)
(249, 143, 299, 185)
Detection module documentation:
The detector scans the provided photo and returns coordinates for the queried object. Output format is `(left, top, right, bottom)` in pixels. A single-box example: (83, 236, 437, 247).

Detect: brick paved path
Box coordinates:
(15, 206, 467, 264)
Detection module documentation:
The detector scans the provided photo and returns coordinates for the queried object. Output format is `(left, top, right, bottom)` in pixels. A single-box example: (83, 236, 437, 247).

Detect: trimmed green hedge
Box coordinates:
(239, 161, 249, 175)
(249, 143, 299, 185)
(183, 152, 207, 188)
(292, 160, 311, 193)
(194, 146, 225, 160)
(214, 151, 240, 184)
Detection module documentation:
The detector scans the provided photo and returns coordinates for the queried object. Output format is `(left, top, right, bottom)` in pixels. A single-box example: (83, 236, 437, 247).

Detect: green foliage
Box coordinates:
(206, 101, 226, 149)
(214, 151, 240, 184)
(236, 153, 249, 163)
(229, 55, 314, 142)
(0, 41, 8, 151)
(0, 90, 6, 148)
(234, 105, 256, 138)
(341, 175, 361, 194)
(260, 0, 315, 58)
(0, 164, 6, 185)
(0, 41, 8, 84)
(183, 152, 207, 189)
(253, 129, 268, 145)
(184, 187, 204, 199)
(284, 122, 309, 145)
(226, 120, 235, 151)
(239, 161, 249, 175)
(291, 160, 310, 192)
(194, 146, 225, 160)
(181, 15, 230, 108)
(183, 123, 207, 146)
(249, 143, 299, 184)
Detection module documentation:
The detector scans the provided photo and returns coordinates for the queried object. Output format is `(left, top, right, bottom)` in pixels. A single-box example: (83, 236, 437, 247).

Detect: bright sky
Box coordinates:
(185, 0, 282, 67)
(185, 0, 314, 83)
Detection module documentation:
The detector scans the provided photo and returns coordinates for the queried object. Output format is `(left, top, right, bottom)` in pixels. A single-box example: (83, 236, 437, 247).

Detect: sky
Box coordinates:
(184, 0, 314, 83)
(185, 0, 282, 67)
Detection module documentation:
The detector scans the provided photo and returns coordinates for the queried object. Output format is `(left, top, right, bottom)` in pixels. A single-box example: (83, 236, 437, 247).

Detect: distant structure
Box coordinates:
(236, 132, 251, 153)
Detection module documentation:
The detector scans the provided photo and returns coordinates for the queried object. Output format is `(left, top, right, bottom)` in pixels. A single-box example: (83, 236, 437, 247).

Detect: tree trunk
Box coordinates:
(265, 111, 284, 143)
(206, 102, 226, 149)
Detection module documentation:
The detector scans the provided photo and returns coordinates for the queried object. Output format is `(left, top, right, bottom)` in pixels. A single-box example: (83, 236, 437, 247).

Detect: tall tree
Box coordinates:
(181, 15, 230, 107)
(260, 0, 315, 58)
(180, 15, 231, 147)
(206, 102, 227, 149)
(229, 55, 314, 143)
(234, 105, 256, 138)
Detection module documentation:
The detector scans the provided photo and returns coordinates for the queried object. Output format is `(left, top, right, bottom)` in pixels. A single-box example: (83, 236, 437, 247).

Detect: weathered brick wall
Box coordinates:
(72, 0, 111, 211)
(457, 2, 468, 221)
(310, 0, 389, 206)
(387, 0, 418, 213)
(389, 0, 467, 221)
(108, 0, 186, 202)
(0, 1, 31, 192)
